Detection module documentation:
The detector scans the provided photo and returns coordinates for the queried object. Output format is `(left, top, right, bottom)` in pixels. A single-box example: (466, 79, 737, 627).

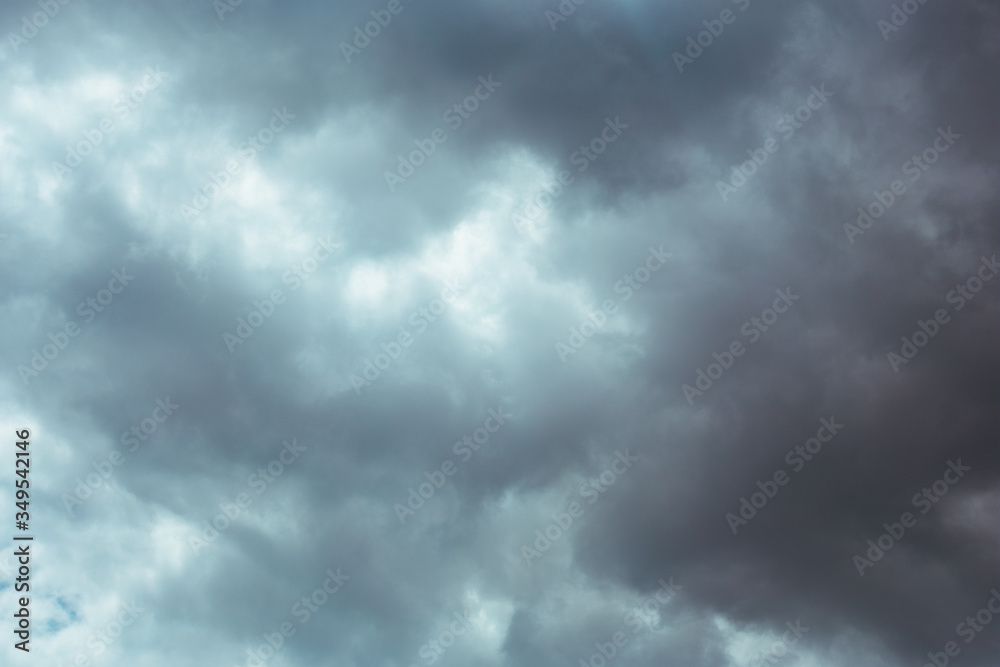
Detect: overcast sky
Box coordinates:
(1, 1, 999, 666)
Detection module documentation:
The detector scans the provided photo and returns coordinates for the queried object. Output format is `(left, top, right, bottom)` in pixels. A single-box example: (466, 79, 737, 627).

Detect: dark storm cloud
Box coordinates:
(0, 0, 997, 666)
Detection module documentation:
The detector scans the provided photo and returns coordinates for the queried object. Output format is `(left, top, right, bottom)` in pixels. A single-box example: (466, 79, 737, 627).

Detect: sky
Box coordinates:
(0, 1, 998, 666)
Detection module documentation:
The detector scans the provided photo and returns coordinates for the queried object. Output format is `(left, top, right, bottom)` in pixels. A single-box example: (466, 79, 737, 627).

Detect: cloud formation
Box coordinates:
(0, 1, 998, 666)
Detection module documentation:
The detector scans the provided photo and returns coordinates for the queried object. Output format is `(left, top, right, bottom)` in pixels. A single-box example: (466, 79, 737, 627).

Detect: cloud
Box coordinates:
(0, 1, 998, 666)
